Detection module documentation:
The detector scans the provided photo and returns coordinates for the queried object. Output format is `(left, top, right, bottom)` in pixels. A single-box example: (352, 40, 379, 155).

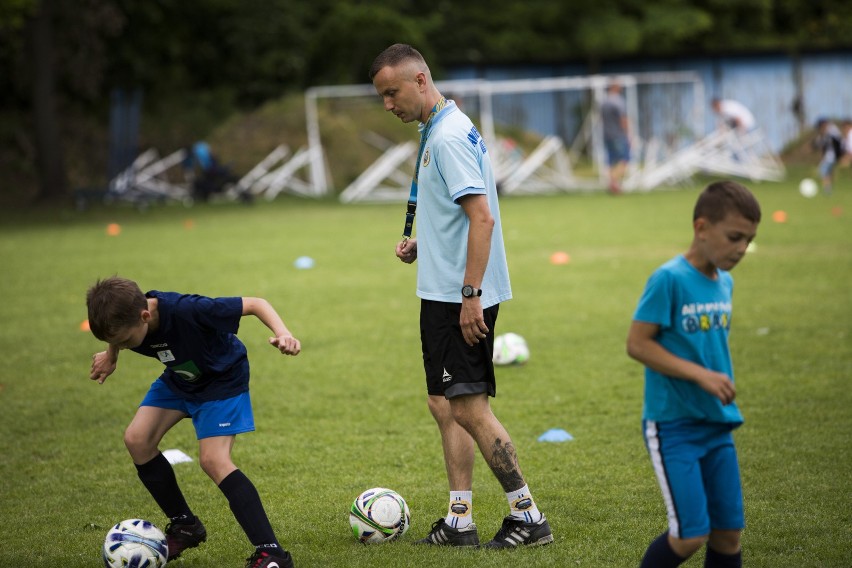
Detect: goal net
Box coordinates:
(303, 71, 718, 201)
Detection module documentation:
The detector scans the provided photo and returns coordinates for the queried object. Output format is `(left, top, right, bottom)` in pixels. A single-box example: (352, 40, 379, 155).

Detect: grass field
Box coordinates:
(1, 175, 850, 567)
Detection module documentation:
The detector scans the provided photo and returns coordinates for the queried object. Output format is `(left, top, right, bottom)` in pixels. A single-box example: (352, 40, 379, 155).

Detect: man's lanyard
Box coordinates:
(402, 97, 448, 240)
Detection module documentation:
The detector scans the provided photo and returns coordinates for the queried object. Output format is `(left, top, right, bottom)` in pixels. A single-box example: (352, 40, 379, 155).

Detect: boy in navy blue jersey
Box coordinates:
(87, 276, 300, 568)
(627, 181, 761, 568)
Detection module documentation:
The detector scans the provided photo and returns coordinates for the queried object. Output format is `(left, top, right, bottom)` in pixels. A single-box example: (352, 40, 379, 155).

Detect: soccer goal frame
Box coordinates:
(304, 71, 706, 201)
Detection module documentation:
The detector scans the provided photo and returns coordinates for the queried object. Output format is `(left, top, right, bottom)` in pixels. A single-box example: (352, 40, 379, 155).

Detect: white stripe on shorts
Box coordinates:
(645, 420, 681, 538)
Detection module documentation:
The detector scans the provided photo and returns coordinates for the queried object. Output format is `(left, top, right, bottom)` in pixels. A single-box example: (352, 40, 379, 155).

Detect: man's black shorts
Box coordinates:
(420, 299, 499, 399)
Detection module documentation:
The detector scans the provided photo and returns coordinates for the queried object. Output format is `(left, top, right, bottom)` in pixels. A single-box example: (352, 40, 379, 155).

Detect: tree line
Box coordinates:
(2, 0, 850, 202)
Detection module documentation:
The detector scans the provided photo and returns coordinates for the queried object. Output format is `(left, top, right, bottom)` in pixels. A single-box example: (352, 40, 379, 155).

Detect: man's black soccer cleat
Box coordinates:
(484, 515, 553, 548)
(414, 518, 480, 547)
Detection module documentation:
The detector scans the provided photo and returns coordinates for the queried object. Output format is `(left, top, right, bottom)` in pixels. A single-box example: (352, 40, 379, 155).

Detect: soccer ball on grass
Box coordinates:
(349, 487, 410, 544)
(102, 518, 168, 568)
(493, 332, 530, 365)
(799, 178, 818, 198)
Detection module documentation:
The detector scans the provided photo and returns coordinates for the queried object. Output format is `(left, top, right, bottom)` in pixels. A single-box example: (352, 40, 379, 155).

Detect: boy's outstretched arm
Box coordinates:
(626, 320, 736, 405)
(90, 344, 119, 384)
(242, 297, 301, 356)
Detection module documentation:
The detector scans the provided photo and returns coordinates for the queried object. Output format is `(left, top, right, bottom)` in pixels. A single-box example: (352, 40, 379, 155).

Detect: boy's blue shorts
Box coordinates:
(140, 378, 255, 440)
(643, 419, 744, 539)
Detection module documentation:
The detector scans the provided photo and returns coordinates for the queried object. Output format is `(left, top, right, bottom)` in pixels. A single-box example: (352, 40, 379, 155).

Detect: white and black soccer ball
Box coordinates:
(102, 518, 168, 568)
(493, 332, 530, 365)
(349, 487, 410, 544)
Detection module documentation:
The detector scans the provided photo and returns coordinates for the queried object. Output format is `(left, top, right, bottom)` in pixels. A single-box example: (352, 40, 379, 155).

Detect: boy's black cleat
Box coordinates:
(165, 517, 207, 560)
(245, 549, 295, 568)
(484, 515, 553, 548)
(414, 518, 480, 547)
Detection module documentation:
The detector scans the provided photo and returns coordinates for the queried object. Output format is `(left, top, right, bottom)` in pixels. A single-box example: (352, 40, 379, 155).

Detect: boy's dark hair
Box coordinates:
(86, 276, 147, 341)
(368, 43, 425, 80)
(693, 180, 761, 224)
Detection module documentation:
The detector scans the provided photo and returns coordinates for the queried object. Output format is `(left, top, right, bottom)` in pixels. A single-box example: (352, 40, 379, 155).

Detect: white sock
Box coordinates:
(446, 491, 473, 529)
(506, 484, 541, 523)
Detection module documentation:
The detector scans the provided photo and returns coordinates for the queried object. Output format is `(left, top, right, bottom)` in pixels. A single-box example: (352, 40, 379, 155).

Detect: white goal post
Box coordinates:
(304, 71, 713, 200)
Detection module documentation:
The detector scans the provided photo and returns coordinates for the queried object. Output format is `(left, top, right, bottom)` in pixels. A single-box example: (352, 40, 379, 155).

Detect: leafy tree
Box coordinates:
(0, 0, 37, 107)
(1, 0, 851, 203)
(1, 0, 123, 202)
(304, 2, 432, 86)
(29, 0, 67, 201)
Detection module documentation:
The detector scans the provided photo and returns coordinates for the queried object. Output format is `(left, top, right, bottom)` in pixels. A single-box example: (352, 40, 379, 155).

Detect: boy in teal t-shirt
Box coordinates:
(627, 181, 761, 568)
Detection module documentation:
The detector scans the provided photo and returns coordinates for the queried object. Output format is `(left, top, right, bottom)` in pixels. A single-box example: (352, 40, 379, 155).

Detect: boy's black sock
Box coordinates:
(640, 531, 686, 568)
(135, 452, 193, 520)
(218, 469, 282, 554)
(705, 546, 742, 568)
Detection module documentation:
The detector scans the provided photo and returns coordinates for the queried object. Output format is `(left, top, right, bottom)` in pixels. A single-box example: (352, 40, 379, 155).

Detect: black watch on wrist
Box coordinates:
(461, 284, 482, 298)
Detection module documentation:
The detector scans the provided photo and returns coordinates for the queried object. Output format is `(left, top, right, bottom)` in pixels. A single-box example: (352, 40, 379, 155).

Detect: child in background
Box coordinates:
(813, 118, 843, 195)
(839, 119, 852, 169)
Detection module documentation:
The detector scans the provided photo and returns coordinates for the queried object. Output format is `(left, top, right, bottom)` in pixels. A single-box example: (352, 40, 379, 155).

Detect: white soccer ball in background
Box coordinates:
(493, 332, 530, 365)
(349, 487, 410, 544)
(799, 178, 818, 198)
(103, 519, 168, 568)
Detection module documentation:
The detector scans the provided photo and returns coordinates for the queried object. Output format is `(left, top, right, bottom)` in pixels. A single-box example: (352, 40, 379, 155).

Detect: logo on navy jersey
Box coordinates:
(157, 350, 175, 363)
(171, 360, 202, 382)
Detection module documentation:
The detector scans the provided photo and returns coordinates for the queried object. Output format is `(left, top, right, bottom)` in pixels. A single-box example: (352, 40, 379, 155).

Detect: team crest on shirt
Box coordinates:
(156, 349, 175, 363)
(422, 147, 431, 167)
(170, 360, 202, 382)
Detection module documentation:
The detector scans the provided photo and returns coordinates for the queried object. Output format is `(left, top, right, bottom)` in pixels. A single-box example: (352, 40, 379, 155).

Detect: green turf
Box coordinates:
(0, 175, 849, 567)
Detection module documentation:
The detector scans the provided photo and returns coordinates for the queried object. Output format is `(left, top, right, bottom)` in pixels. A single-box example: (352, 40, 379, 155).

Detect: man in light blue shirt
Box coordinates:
(370, 43, 551, 549)
(412, 99, 511, 308)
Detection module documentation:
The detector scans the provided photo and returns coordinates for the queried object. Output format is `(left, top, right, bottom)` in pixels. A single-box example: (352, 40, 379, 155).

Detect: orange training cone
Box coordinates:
(550, 251, 571, 265)
(771, 210, 787, 223)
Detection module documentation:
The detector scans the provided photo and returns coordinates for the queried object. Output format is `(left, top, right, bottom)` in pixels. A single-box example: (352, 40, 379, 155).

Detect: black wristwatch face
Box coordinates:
(461, 285, 481, 298)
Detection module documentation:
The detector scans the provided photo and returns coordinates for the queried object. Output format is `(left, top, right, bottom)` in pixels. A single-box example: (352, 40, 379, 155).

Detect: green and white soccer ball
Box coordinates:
(103, 519, 168, 568)
(493, 332, 530, 365)
(349, 487, 410, 544)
